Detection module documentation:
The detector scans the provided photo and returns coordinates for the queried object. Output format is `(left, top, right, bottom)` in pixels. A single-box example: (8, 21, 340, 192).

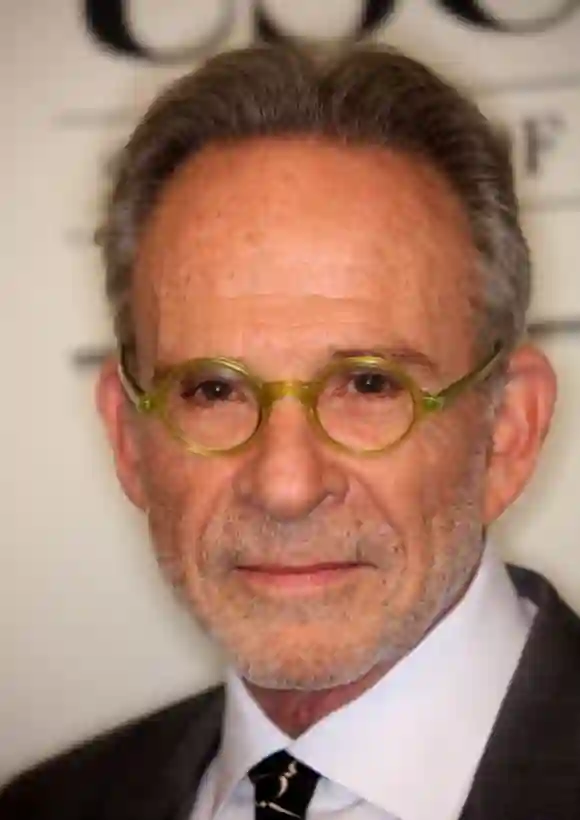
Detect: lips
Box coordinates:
(238, 562, 362, 574)
(234, 562, 368, 593)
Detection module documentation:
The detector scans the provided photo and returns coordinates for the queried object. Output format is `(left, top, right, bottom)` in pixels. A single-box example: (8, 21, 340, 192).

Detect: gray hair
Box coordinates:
(98, 44, 530, 366)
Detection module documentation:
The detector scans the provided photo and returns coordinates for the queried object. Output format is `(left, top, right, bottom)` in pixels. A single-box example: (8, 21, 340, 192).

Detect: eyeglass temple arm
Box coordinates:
(429, 342, 505, 409)
(117, 347, 147, 409)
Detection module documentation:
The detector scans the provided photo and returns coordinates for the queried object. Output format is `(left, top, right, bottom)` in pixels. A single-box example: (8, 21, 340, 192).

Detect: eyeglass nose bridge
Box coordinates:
(260, 380, 317, 412)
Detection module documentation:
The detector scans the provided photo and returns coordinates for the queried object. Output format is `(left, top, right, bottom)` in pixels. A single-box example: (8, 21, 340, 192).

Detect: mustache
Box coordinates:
(199, 512, 400, 571)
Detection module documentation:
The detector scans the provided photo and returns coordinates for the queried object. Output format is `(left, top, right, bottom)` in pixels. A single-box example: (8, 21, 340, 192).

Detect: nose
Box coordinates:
(232, 397, 348, 521)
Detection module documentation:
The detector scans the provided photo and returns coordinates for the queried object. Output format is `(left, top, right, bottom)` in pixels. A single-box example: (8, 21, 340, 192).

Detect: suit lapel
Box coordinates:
(99, 687, 225, 820)
(460, 566, 580, 820)
(162, 687, 224, 820)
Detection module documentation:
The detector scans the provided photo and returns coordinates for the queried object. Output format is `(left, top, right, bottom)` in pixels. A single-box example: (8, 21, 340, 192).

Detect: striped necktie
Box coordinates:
(248, 750, 321, 820)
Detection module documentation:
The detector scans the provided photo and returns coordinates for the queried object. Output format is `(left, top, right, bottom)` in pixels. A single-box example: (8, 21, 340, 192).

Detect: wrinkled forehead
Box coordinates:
(132, 137, 478, 370)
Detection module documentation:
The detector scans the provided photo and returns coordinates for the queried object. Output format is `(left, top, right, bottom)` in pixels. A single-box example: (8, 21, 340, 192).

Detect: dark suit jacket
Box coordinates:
(2, 566, 580, 820)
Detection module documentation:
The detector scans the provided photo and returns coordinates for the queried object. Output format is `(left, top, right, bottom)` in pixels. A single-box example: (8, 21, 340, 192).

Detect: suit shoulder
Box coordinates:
(0, 685, 224, 820)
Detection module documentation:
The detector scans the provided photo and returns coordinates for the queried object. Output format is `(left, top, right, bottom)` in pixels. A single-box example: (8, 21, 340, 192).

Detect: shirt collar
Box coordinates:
(215, 544, 534, 820)
(214, 670, 290, 813)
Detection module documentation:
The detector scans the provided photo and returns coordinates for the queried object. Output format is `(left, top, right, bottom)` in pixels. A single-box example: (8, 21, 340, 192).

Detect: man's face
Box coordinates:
(117, 138, 494, 689)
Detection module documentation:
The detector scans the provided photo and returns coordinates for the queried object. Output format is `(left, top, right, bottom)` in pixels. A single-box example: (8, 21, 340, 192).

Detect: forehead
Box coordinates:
(133, 137, 477, 370)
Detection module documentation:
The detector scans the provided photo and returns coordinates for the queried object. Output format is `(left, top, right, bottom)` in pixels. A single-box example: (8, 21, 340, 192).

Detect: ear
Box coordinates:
(95, 356, 148, 511)
(483, 343, 557, 524)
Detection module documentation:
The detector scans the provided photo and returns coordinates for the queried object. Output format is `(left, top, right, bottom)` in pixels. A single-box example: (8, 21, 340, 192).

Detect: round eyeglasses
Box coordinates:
(118, 344, 503, 457)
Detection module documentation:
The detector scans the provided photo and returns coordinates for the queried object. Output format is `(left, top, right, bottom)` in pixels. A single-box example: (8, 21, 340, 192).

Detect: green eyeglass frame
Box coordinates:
(118, 342, 503, 457)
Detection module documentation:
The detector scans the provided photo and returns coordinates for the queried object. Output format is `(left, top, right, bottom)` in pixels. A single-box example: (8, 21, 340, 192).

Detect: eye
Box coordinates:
(349, 370, 404, 397)
(179, 376, 235, 404)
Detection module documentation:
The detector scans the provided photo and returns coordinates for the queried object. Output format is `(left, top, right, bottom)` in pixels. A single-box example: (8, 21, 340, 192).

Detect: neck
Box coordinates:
(244, 660, 391, 738)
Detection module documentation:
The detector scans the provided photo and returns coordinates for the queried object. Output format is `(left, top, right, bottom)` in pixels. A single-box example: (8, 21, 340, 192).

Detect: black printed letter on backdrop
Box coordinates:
(83, 0, 234, 61)
(437, 0, 579, 33)
(84, 0, 143, 57)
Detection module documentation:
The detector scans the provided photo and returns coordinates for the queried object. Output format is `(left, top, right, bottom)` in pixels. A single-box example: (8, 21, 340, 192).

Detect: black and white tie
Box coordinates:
(248, 750, 321, 820)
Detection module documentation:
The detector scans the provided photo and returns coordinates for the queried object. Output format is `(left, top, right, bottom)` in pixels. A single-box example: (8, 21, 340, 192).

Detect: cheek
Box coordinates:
(136, 429, 231, 561)
(348, 412, 487, 616)
(357, 410, 486, 539)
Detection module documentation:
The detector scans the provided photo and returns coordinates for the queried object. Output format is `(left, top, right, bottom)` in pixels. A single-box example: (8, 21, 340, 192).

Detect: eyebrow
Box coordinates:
(151, 344, 442, 381)
(329, 346, 441, 375)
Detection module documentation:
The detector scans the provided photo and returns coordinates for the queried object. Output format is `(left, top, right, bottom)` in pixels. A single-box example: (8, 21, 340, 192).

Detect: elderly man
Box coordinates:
(2, 43, 578, 820)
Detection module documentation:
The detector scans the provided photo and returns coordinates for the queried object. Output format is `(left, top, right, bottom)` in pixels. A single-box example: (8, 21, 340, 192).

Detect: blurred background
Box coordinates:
(1, 0, 579, 782)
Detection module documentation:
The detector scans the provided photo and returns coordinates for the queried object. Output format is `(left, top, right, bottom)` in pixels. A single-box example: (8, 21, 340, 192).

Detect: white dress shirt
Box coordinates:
(191, 545, 535, 820)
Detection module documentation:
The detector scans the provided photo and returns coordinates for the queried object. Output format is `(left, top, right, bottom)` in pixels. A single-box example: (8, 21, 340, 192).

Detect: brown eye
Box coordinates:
(179, 377, 234, 403)
(350, 370, 403, 397)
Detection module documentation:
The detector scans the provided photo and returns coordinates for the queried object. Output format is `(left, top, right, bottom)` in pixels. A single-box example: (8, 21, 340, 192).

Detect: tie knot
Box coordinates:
(248, 751, 321, 820)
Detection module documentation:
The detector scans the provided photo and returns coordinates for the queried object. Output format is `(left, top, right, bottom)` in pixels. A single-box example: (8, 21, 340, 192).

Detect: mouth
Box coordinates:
(235, 562, 369, 593)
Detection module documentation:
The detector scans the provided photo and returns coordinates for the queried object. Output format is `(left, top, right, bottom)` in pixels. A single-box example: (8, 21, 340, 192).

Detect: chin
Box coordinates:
(228, 633, 390, 692)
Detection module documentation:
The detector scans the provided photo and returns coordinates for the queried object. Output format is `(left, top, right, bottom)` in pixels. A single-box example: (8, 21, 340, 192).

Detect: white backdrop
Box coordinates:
(1, 0, 579, 781)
